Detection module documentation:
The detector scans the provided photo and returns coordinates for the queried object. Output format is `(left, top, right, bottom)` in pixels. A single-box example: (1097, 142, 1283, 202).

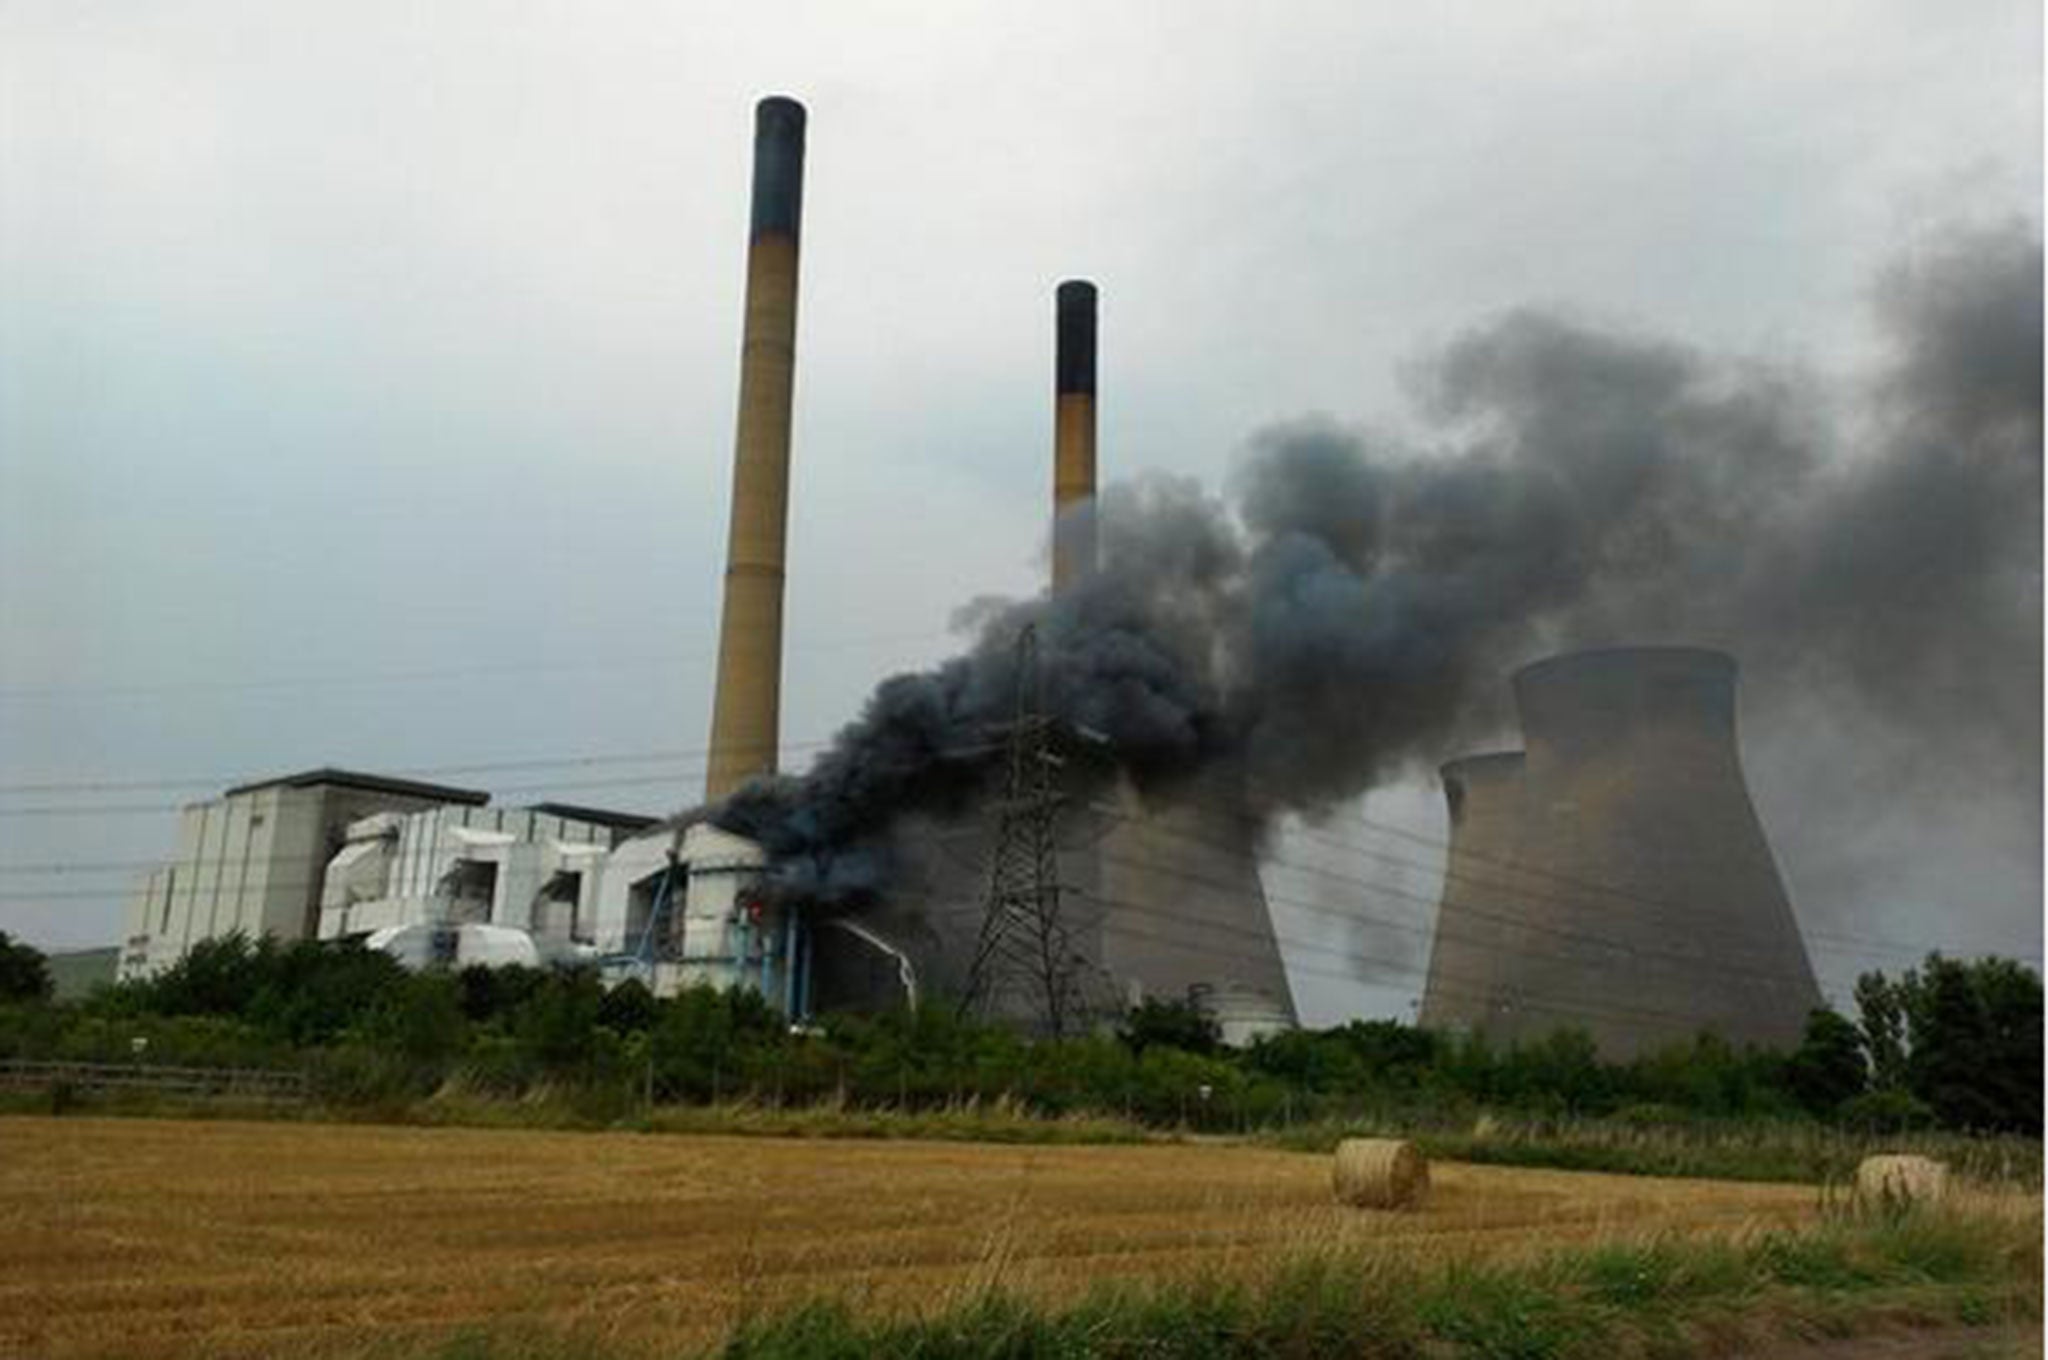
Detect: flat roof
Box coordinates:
(223, 767, 491, 805)
(527, 801, 660, 831)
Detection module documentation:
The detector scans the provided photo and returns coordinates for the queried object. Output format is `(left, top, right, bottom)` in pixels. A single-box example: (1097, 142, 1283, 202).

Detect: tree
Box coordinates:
(597, 977, 660, 1035)
(0, 931, 52, 1003)
(512, 968, 606, 1071)
(1905, 955, 2041, 1134)
(1118, 999, 1220, 1056)
(1784, 1008, 1867, 1116)
(365, 973, 466, 1062)
(1854, 971, 1909, 1090)
(1855, 955, 2042, 1135)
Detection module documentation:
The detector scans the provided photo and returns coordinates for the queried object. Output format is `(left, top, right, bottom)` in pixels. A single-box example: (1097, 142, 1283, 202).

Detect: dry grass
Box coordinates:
(0, 1115, 2022, 1360)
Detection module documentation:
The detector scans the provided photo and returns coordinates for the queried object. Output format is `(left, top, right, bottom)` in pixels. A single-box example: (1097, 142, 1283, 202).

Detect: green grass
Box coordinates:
(8, 1082, 2039, 1184)
(1261, 1113, 2044, 1189)
(632, 1097, 1153, 1145)
(368, 1204, 2042, 1359)
(405, 1090, 1155, 1145)
(0, 1086, 1160, 1145)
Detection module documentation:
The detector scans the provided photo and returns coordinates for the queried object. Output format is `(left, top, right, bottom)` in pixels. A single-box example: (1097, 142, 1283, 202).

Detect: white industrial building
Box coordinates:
(317, 800, 656, 970)
(116, 764, 1287, 1032)
(117, 768, 814, 1005)
(592, 822, 806, 1009)
(120, 770, 494, 981)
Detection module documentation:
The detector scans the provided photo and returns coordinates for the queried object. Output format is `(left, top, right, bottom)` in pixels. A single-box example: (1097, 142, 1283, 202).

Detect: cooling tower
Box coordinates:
(1052, 280, 1098, 591)
(863, 789, 1119, 1024)
(1415, 752, 1532, 1035)
(1420, 647, 1821, 1058)
(1096, 768, 1297, 1022)
(707, 96, 807, 801)
(1038, 279, 1292, 1025)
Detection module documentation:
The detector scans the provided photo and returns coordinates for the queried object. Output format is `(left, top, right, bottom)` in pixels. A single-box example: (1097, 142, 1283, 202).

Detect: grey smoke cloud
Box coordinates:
(715, 222, 2042, 944)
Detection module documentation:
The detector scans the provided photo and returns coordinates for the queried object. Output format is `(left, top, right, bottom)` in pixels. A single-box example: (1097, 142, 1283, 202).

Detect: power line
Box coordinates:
(3, 786, 2029, 971)
(16, 832, 2029, 1036)
(1125, 778, 2035, 968)
(1084, 797, 1911, 980)
(0, 749, 846, 818)
(5, 720, 2027, 975)
(891, 872, 1801, 1036)
(0, 739, 837, 798)
(1090, 826, 1809, 999)
(960, 625, 1085, 1036)
(0, 630, 954, 702)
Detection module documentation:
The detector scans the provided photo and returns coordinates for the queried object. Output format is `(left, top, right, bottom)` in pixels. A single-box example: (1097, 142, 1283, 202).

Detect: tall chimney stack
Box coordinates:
(706, 96, 807, 802)
(1052, 279, 1098, 591)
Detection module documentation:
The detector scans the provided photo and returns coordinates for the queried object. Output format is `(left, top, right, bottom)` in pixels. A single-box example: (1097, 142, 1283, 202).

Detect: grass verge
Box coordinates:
(0, 1087, 1159, 1145)
(1262, 1114, 2044, 1189)
(7, 1087, 2039, 1185)
(401, 1204, 2042, 1359)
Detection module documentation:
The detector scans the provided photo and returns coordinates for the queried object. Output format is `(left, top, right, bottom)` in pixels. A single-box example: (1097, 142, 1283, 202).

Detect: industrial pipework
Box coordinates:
(707, 96, 808, 801)
(1052, 279, 1098, 591)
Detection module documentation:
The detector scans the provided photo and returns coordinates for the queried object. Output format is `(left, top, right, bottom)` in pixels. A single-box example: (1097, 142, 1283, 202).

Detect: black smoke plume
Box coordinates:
(712, 221, 2042, 927)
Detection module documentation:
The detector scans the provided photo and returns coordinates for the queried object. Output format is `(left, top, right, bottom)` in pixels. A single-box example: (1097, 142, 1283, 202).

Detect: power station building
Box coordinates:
(679, 96, 1299, 1032)
(120, 770, 492, 981)
(117, 99, 1822, 1058)
(1420, 647, 1823, 1058)
(119, 771, 659, 982)
(316, 800, 656, 966)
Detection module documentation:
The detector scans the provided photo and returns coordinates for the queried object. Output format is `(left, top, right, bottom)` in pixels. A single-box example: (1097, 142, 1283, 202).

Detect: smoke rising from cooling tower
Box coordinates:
(710, 220, 2041, 928)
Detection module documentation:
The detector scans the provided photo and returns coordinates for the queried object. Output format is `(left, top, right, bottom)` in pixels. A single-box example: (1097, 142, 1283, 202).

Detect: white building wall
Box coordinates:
(250, 786, 312, 940)
(318, 804, 616, 953)
(597, 824, 790, 1005)
(119, 778, 498, 982)
(590, 829, 680, 957)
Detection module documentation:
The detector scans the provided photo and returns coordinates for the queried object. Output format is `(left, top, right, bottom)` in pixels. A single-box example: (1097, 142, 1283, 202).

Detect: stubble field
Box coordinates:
(0, 1116, 1858, 1359)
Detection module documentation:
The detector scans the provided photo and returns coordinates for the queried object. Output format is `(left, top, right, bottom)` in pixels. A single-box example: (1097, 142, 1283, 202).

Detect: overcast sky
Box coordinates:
(1, 2, 2039, 1023)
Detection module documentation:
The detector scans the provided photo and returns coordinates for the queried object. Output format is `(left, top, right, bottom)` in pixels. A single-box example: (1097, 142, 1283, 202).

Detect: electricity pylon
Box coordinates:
(959, 624, 1083, 1037)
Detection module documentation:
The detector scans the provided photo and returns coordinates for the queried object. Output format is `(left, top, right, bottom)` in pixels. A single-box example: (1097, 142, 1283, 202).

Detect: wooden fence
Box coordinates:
(0, 1059, 308, 1104)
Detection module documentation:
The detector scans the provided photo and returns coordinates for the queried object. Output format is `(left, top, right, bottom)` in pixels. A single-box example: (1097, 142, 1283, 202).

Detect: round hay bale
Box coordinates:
(1856, 1154, 1949, 1206)
(1332, 1138, 1429, 1209)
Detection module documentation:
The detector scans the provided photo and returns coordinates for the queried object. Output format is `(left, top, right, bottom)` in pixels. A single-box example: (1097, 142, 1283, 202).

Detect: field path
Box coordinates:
(2, 1116, 1819, 1359)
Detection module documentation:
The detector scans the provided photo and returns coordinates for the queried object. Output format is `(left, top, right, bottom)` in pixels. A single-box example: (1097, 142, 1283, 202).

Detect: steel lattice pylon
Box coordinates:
(959, 625, 1083, 1037)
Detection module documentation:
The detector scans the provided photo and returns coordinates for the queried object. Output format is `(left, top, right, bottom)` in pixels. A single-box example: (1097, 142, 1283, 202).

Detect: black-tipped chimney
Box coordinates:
(1053, 279, 1098, 590)
(708, 96, 809, 801)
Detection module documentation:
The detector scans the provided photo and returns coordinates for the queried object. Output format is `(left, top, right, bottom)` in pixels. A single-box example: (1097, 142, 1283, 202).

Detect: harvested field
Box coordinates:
(0, 1116, 1862, 1358)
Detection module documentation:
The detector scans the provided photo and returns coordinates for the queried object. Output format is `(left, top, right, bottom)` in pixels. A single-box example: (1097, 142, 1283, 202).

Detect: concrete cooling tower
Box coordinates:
(1044, 280, 1294, 1026)
(1420, 647, 1821, 1058)
(818, 280, 1296, 1028)
(822, 764, 1295, 1028)
(1096, 767, 1296, 1022)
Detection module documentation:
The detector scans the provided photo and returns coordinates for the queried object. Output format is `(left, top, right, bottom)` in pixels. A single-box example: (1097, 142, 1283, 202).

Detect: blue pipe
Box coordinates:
(790, 917, 806, 1015)
(635, 861, 676, 966)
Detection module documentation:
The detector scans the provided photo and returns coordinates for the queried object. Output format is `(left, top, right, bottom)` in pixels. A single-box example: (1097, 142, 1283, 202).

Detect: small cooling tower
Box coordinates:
(1421, 647, 1820, 1058)
(1415, 752, 1535, 1036)
(1096, 766, 1297, 1023)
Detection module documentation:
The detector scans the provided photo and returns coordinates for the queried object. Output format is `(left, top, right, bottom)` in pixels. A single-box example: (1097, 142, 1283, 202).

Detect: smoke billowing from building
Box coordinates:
(713, 220, 2042, 936)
